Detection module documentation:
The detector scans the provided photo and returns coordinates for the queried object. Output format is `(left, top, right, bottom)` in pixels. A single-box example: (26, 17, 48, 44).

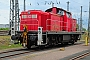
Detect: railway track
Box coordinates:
(0, 42, 84, 60)
(0, 30, 9, 36)
(69, 51, 90, 60)
(0, 44, 69, 60)
(0, 48, 35, 60)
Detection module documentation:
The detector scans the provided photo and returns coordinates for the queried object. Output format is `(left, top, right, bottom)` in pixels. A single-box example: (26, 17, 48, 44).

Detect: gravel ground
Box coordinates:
(11, 42, 90, 60)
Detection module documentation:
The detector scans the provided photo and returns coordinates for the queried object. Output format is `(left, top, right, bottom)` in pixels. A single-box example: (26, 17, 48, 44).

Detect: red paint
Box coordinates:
(20, 7, 77, 32)
(52, 7, 57, 14)
(72, 19, 77, 31)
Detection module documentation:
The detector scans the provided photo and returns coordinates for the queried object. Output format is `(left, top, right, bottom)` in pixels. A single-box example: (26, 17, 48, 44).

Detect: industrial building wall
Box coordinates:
(0, 24, 9, 28)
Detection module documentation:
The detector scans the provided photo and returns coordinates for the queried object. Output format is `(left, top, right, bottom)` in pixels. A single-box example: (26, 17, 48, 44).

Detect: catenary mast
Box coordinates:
(9, 0, 19, 36)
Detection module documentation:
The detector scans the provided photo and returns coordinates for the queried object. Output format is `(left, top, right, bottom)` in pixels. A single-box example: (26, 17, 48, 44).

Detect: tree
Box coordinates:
(82, 28, 86, 31)
(76, 24, 86, 31)
(76, 24, 79, 31)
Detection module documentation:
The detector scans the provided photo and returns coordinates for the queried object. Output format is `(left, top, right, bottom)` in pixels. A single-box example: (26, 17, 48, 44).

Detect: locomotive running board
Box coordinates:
(46, 31, 82, 34)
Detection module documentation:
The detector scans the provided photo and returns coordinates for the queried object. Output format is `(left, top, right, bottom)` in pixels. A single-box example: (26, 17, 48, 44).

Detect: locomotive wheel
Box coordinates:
(27, 45, 31, 49)
(71, 40, 75, 44)
(47, 37, 54, 48)
(47, 37, 52, 46)
(38, 45, 45, 49)
(64, 42, 68, 45)
(27, 40, 31, 49)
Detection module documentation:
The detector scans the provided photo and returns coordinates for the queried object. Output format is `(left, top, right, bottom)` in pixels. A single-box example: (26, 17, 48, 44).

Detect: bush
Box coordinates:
(0, 28, 9, 30)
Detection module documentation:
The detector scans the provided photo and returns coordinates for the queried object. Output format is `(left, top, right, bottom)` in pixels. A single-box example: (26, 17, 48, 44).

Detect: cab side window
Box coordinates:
(66, 13, 71, 18)
(57, 10, 64, 16)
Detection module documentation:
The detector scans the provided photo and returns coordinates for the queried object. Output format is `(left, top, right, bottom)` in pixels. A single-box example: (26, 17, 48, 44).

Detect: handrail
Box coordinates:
(21, 19, 39, 31)
(46, 19, 51, 31)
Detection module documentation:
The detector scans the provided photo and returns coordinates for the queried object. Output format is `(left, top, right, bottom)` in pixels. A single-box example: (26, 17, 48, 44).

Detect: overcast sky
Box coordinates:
(0, 0, 89, 29)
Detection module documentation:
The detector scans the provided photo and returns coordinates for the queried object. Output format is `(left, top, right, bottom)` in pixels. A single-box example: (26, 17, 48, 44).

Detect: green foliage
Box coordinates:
(76, 24, 86, 31)
(81, 33, 86, 40)
(0, 28, 9, 30)
(76, 24, 79, 29)
(82, 28, 86, 31)
(0, 36, 21, 50)
(0, 44, 21, 50)
(76, 24, 79, 31)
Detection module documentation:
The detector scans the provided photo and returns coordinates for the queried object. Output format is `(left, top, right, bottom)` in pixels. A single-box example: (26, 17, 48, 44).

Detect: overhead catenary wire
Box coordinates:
(71, 0, 89, 7)
(29, 0, 60, 7)
(26, 0, 88, 15)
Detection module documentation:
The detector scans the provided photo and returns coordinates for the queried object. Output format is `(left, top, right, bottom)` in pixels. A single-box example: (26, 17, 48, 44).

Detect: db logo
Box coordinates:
(28, 15, 31, 18)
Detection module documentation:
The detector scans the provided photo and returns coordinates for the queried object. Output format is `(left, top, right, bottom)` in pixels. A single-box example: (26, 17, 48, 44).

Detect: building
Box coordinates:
(0, 24, 9, 28)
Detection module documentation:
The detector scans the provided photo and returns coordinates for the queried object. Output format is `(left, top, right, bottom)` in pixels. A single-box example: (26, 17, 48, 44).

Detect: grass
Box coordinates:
(0, 36, 22, 50)
(0, 44, 22, 50)
(80, 32, 88, 42)
(0, 28, 9, 30)
(81, 34, 86, 40)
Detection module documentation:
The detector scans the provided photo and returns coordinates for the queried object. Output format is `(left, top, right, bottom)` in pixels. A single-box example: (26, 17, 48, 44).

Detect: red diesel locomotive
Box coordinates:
(11, 7, 81, 49)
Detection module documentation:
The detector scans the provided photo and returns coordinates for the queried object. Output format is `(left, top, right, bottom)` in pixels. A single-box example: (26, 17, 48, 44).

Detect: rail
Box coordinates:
(0, 30, 9, 36)
(0, 48, 34, 59)
(69, 51, 90, 60)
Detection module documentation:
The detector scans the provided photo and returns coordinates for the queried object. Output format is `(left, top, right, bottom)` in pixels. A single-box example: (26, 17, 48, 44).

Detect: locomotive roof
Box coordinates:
(45, 7, 71, 14)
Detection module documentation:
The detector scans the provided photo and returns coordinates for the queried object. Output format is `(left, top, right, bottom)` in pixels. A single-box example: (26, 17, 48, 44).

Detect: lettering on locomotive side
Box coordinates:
(27, 14, 37, 18)
(28, 15, 32, 18)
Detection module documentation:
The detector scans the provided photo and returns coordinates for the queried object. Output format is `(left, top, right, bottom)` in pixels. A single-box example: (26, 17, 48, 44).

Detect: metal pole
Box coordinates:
(52, 3, 54, 7)
(78, 18, 80, 31)
(18, 5, 20, 31)
(15, 0, 17, 31)
(50, 1, 54, 7)
(9, 0, 11, 29)
(12, 0, 14, 28)
(10, 0, 19, 36)
(80, 6, 82, 32)
(11, 0, 15, 36)
(15, 0, 19, 31)
(85, 36, 88, 46)
(88, 2, 90, 40)
(67, 1, 70, 11)
(24, 0, 26, 11)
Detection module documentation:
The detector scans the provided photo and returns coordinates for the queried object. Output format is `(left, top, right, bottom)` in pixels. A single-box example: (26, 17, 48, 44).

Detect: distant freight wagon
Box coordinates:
(11, 7, 81, 49)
